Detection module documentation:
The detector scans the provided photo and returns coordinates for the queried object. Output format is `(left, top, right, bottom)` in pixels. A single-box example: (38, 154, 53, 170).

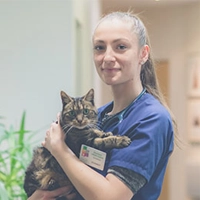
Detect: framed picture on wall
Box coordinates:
(187, 98, 200, 142)
(187, 55, 200, 97)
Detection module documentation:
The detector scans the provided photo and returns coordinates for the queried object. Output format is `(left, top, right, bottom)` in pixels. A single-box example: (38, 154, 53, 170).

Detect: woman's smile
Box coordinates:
(102, 67, 121, 75)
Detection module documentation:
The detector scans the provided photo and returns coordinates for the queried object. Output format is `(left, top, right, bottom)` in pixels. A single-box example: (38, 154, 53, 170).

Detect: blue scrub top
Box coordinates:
(97, 92, 174, 200)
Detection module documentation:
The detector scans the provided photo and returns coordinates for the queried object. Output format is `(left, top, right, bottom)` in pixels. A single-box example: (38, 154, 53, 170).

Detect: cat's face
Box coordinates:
(60, 89, 98, 132)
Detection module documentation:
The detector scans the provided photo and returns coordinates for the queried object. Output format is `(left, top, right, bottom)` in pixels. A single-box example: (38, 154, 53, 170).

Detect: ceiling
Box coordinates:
(101, 0, 200, 11)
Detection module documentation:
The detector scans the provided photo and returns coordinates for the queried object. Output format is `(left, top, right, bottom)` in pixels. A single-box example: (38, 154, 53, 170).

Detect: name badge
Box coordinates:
(79, 144, 106, 171)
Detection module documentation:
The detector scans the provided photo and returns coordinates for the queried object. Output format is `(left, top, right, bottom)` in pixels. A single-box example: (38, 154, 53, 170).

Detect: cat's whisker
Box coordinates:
(61, 126, 70, 133)
(92, 122, 103, 129)
(62, 124, 71, 130)
(62, 125, 74, 135)
(97, 121, 104, 126)
(88, 124, 99, 130)
(84, 123, 99, 130)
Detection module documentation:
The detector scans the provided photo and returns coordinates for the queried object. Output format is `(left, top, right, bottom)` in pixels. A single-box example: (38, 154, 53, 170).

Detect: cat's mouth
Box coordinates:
(62, 124, 89, 136)
(73, 123, 89, 130)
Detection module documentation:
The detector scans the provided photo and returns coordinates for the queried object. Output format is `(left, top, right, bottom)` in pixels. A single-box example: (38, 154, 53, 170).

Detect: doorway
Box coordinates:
(156, 60, 170, 200)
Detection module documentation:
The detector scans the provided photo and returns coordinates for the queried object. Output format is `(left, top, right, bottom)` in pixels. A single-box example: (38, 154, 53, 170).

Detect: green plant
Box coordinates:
(0, 112, 38, 200)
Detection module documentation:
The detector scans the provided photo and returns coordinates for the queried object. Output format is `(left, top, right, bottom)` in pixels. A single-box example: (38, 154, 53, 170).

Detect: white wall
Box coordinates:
(89, 0, 103, 107)
(72, 0, 93, 95)
(0, 0, 97, 142)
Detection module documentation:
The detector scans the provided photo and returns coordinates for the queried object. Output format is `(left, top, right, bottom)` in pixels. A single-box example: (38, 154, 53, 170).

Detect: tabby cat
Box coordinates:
(24, 89, 131, 200)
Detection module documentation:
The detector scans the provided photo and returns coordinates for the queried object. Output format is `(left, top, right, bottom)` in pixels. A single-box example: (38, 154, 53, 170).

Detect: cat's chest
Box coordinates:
(66, 130, 93, 155)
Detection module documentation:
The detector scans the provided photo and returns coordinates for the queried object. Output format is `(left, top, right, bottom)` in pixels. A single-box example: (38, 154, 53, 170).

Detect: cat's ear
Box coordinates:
(84, 89, 94, 105)
(60, 91, 73, 105)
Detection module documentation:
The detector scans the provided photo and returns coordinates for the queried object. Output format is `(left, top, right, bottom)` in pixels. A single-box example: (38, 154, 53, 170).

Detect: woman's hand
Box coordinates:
(27, 186, 77, 200)
(42, 113, 65, 155)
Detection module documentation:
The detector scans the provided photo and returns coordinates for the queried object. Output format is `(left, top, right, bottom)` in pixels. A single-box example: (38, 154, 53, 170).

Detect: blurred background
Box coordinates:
(0, 0, 200, 199)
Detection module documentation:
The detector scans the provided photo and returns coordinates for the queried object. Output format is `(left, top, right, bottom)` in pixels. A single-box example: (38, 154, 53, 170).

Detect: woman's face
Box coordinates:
(93, 19, 146, 87)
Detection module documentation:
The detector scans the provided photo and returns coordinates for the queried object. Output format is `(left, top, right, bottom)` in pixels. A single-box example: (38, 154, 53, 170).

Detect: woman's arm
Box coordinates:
(42, 115, 134, 200)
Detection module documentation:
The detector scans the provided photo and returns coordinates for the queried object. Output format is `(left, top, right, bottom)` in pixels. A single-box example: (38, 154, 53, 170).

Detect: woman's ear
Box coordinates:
(139, 45, 150, 65)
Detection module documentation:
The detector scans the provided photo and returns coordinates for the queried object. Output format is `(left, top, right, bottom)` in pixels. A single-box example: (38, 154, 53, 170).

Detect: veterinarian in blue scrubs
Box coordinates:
(29, 11, 176, 200)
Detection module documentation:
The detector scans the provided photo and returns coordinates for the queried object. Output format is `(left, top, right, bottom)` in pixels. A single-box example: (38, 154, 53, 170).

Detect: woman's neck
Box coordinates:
(109, 82, 143, 115)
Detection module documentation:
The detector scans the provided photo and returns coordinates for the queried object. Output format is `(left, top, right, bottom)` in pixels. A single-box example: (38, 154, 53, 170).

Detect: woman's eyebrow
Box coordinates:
(113, 38, 129, 43)
(93, 40, 105, 44)
(94, 38, 129, 44)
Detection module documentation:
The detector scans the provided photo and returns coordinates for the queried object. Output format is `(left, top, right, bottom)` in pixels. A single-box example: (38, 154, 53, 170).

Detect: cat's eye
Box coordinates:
(68, 110, 76, 117)
(83, 109, 89, 115)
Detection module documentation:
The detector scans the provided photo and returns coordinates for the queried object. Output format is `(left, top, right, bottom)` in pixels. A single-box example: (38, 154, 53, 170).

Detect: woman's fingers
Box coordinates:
(65, 192, 77, 200)
(51, 186, 74, 198)
(57, 112, 61, 118)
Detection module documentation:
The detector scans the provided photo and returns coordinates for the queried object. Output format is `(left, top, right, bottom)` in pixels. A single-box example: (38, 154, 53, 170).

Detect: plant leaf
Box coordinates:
(0, 111, 39, 200)
(0, 181, 9, 200)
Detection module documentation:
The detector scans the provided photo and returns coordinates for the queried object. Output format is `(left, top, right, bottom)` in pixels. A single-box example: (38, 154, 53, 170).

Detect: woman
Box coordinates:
(28, 11, 176, 200)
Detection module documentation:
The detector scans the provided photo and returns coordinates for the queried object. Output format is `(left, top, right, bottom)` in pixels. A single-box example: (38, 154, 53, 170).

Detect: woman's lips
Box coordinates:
(102, 68, 120, 73)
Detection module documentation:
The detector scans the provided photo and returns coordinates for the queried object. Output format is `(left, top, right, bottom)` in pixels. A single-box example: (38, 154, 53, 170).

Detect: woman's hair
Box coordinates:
(95, 11, 178, 137)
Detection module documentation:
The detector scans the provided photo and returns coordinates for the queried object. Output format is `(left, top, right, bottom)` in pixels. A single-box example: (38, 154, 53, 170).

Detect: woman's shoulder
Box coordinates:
(141, 93, 170, 115)
(98, 102, 113, 113)
(129, 93, 172, 126)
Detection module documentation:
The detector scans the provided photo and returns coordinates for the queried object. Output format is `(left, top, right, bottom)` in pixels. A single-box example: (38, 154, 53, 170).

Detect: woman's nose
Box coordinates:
(103, 48, 115, 62)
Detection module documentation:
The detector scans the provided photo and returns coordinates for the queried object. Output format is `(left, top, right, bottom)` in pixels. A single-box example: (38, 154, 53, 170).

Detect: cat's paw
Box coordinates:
(103, 132, 113, 137)
(118, 136, 131, 147)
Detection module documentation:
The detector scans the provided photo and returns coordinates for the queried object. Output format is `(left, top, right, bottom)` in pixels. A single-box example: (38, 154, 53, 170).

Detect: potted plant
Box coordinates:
(0, 112, 38, 200)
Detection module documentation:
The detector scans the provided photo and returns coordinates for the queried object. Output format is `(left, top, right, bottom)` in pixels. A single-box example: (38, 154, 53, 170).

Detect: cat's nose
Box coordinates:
(76, 116, 83, 124)
(77, 119, 82, 124)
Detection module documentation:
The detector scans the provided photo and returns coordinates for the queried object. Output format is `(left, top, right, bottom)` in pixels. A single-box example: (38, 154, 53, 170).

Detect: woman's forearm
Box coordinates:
(53, 144, 133, 200)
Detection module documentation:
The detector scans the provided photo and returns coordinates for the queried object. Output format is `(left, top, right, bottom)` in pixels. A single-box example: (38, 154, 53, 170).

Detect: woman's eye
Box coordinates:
(83, 109, 89, 115)
(94, 45, 105, 51)
(68, 110, 75, 117)
(117, 45, 126, 50)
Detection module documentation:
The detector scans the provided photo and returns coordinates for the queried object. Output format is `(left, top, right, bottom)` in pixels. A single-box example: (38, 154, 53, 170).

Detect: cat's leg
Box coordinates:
(93, 129, 113, 137)
(93, 135, 131, 150)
